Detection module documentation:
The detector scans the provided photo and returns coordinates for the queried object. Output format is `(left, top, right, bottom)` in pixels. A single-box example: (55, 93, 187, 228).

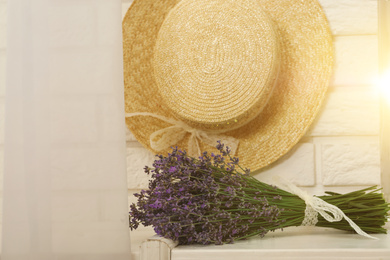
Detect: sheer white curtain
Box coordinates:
(2, 0, 131, 259)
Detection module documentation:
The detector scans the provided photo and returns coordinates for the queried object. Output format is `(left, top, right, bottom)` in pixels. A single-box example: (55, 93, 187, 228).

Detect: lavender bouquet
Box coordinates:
(129, 142, 389, 245)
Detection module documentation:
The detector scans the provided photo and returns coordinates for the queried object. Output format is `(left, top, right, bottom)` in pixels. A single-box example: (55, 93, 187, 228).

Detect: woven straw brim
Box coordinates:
(123, 0, 333, 172)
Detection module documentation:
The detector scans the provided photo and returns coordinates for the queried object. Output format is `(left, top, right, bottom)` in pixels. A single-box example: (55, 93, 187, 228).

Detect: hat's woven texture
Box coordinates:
(123, 0, 333, 172)
(154, 0, 281, 132)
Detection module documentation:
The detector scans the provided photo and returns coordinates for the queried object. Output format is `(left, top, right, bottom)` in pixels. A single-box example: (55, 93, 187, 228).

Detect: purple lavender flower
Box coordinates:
(130, 143, 390, 244)
(129, 144, 287, 245)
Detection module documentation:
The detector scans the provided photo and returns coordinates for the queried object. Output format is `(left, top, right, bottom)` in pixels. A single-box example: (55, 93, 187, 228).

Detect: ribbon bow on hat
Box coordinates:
(126, 112, 240, 157)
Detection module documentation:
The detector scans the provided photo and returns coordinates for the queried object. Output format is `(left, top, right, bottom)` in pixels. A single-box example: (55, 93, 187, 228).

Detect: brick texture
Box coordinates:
(254, 143, 315, 186)
(307, 87, 380, 136)
(321, 142, 380, 186)
(319, 0, 377, 35)
(331, 36, 378, 86)
(126, 145, 154, 189)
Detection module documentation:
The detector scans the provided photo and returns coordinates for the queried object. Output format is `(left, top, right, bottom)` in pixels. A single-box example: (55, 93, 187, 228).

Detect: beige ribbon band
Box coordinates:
(125, 112, 239, 157)
(272, 176, 378, 240)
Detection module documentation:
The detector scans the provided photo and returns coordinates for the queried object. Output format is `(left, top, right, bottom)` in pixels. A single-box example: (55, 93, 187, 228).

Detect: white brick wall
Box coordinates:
(308, 87, 379, 136)
(321, 141, 380, 186)
(332, 36, 378, 86)
(319, 0, 377, 35)
(0, 0, 383, 241)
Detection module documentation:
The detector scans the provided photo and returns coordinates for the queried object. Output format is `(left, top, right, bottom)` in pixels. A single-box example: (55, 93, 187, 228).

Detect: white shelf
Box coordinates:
(171, 226, 390, 260)
(135, 222, 390, 260)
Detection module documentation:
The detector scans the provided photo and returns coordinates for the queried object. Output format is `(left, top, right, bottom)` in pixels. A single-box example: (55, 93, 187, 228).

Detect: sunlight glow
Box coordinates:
(377, 68, 390, 103)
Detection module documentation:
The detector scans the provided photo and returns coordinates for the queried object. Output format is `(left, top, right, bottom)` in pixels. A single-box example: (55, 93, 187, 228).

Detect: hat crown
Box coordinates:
(153, 0, 281, 132)
(202, 37, 220, 74)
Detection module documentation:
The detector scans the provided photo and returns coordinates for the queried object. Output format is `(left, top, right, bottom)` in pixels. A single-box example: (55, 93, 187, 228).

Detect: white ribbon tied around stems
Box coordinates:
(125, 112, 239, 157)
(273, 176, 378, 240)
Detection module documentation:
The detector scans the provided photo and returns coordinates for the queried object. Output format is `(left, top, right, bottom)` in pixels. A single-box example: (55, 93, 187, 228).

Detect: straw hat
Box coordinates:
(123, 0, 333, 172)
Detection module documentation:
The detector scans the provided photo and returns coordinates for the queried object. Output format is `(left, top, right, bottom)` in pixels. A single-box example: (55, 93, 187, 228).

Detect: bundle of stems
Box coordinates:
(129, 142, 390, 245)
(245, 178, 389, 235)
